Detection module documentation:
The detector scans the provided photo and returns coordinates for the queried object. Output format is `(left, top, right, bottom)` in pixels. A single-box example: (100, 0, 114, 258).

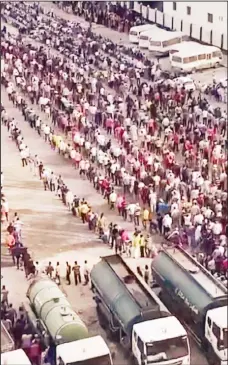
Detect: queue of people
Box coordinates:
(1, 2, 227, 280)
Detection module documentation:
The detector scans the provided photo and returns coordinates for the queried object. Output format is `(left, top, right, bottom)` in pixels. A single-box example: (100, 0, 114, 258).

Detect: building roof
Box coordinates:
(57, 336, 110, 363)
(133, 317, 186, 343)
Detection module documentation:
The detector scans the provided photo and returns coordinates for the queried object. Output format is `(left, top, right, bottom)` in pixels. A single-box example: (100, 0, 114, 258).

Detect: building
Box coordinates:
(124, 1, 227, 50)
(163, 2, 227, 33)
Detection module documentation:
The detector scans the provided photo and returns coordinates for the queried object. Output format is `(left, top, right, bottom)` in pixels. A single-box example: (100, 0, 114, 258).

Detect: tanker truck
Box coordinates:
(25, 277, 113, 365)
(91, 254, 190, 365)
(151, 246, 228, 365)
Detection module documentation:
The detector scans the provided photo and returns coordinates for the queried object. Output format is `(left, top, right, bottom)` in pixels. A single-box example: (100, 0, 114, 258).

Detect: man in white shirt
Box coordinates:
(20, 149, 28, 167)
(44, 125, 50, 142)
(109, 190, 117, 210)
(79, 159, 86, 177)
(162, 214, 172, 235)
(212, 220, 223, 236)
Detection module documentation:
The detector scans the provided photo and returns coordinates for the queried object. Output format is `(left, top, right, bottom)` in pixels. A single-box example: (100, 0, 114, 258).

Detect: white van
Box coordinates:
(138, 26, 158, 49)
(147, 28, 171, 52)
(129, 24, 156, 44)
(170, 44, 223, 72)
(148, 31, 188, 55)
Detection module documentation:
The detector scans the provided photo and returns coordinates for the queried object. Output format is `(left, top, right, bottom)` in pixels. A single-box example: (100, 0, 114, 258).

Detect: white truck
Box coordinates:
(1, 349, 31, 365)
(91, 254, 190, 365)
(152, 246, 228, 365)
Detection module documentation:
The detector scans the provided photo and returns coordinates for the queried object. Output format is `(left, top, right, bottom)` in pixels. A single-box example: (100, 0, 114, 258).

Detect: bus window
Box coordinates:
(206, 53, 212, 59)
(162, 37, 181, 48)
(189, 56, 197, 62)
(150, 41, 161, 46)
(130, 31, 137, 36)
(198, 54, 206, 60)
(172, 56, 182, 63)
(212, 51, 222, 58)
(140, 35, 149, 40)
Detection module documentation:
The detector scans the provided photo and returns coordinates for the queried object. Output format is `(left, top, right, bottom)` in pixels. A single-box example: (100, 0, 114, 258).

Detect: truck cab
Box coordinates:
(132, 317, 190, 365)
(56, 336, 113, 365)
(1, 349, 32, 365)
(205, 306, 228, 365)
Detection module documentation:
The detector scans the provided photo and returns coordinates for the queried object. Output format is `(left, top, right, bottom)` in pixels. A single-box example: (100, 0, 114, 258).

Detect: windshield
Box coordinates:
(130, 31, 137, 36)
(146, 336, 189, 362)
(66, 355, 111, 365)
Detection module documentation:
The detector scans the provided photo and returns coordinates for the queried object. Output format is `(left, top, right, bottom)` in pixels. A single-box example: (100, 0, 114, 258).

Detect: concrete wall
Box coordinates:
(163, 2, 227, 34)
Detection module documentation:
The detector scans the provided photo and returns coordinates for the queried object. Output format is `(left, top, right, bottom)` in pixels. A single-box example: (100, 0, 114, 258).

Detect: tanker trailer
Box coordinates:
(26, 277, 113, 365)
(151, 246, 228, 365)
(91, 254, 190, 365)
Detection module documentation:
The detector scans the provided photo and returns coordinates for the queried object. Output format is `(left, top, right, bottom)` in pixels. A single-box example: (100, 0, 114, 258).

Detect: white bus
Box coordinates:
(148, 31, 189, 55)
(170, 44, 223, 72)
(147, 28, 170, 52)
(129, 24, 156, 44)
(138, 26, 158, 49)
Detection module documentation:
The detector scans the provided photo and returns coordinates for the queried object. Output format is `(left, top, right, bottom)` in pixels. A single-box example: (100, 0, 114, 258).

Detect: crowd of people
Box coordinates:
(1, 297, 45, 365)
(1, 3, 228, 279)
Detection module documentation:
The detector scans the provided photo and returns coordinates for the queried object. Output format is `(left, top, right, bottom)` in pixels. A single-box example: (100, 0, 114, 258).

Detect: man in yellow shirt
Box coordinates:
(139, 234, 145, 258)
(142, 207, 150, 229)
(81, 202, 89, 224)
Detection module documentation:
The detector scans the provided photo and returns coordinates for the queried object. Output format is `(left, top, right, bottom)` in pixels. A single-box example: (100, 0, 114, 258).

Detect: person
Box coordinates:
(66, 262, 71, 285)
(137, 266, 143, 277)
(20, 148, 28, 167)
(1, 285, 9, 305)
(29, 336, 42, 365)
(46, 262, 54, 278)
(83, 260, 90, 285)
(144, 265, 149, 284)
(21, 332, 32, 358)
(5, 303, 17, 327)
(72, 261, 81, 285)
(139, 234, 145, 257)
(55, 262, 61, 285)
(13, 319, 24, 349)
